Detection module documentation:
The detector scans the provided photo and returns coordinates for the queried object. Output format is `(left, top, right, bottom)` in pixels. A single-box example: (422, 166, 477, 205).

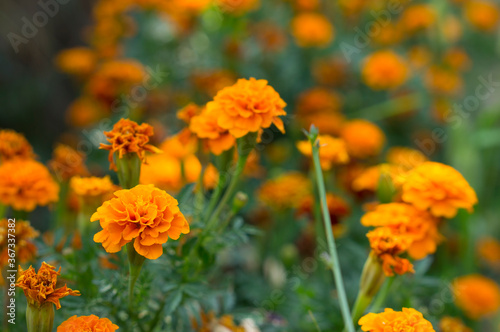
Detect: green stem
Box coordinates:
(308, 128, 355, 332)
(127, 242, 146, 309)
(205, 147, 235, 222)
(370, 277, 394, 312)
(350, 292, 372, 328)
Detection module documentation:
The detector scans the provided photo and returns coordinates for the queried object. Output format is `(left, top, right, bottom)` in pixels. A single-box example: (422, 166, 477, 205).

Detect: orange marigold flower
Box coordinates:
(443, 48, 471, 72)
(192, 311, 246, 332)
(359, 308, 435, 332)
(340, 120, 386, 159)
(57, 314, 119, 332)
(291, 13, 334, 48)
(297, 135, 349, 170)
(478, 237, 500, 268)
(464, 0, 500, 32)
(215, 0, 260, 15)
(408, 45, 432, 70)
(0, 219, 39, 267)
(425, 66, 463, 95)
(177, 103, 203, 124)
(296, 87, 342, 115)
(91, 184, 190, 259)
(386, 147, 428, 170)
(65, 97, 105, 128)
(257, 172, 311, 210)
(399, 4, 436, 33)
(0, 159, 59, 212)
(252, 21, 288, 53)
(362, 203, 442, 260)
(401, 162, 477, 218)
(100, 118, 162, 171)
(70, 176, 115, 197)
(372, 23, 402, 46)
(439, 316, 472, 332)
(312, 56, 348, 87)
(190, 107, 236, 155)
(297, 193, 350, 228)
(55, 47, 97, 77)
(362, 50, 409, 90)
(49, 144, 89, 181)
(453, 274, 500, 319)
(16, 262, 80, 309)
(0, 129, 35, 161)
(206, 78, 287, 138)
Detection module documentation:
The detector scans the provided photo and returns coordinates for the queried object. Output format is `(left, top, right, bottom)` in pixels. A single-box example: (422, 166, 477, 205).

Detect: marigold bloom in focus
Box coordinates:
(401, 162, 477, 218)
(100, 118, 162, 171)
(297, 135, 349, 170)
(57, 315, 119, 332)
(464, 0, 500, 32)
(291, 13, 334, 48)
(453, 274, 500, 319)
(0, 129, 35, 161)
(0, 219, 39, 267)
(439, 316, 472, 332)
(0, 159, 59, 211)
(91, 184, 189, 259)
(359, 308, 435, 332)
(49, 144, 89, 181)
(400, 4, 436, 33)
(362, 50, 409, 90)
(190, 107, 236, 155)
(257, 172, 311, 210)
(340, 120, 386, 159)
(362, 203, 442, 260)
(16, 262, 80, 309)
(206, 78, 287, 138)
(70, 176, 115, 197)
(55, 47, 97, 77)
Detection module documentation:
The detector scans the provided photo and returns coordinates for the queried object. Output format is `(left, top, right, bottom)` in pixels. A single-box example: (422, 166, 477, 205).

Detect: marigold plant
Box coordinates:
(359, 308, 435, 332)
(57, 315, 119, 332)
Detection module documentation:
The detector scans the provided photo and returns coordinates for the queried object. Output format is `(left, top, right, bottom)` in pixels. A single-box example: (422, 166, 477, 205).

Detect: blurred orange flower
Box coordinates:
(100, 118, 162, 171)
(340, 120, 386, 159)
(439, 316, 472, 332)
(386, 147, 427, 170)
(57, 315, 119, 332)
(297, 135, 349, 170)
(453, 274, 500, 319)
(257, 172, 311, 210)
(291, 13, 334, 48)
(362, 50, 409, 90)
(66, 97, 105, 128)
(16, 262, 80, 309)
(464, 0, 500, 32)
(0, 129, 35, 162)
(478, 237, 500, 267)
(400, 4, 436, 33)
(91, 184, 189, 259)
(0, 219, 39, 267)
(206, 78, 287, 138)
(55, 47, 97, 77)
(401, 162, 477, 218)
(425, 66, 463, 95)
(0, 159, 59, 212)
(70, 175, 115, 197)
(359, 308, 435, 332)
(49, 144, 89, 181)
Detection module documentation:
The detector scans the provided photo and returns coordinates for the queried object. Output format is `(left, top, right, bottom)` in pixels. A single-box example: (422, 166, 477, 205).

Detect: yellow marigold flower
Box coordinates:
(91, 184, 189, 259)
(362, 203, 442, 260)
(367, 227, 415, 276)
(340, 120, 386, 159)
(257, 172, 311, 210)
(70, 176, 115, 197)
(0, 129, 35, 161)
(425, 66, 463, 95)
(55, 47, 96, 77)
(0, 219, 39, 267)
(401, 162, 477, 218)
(190, 107, 236, 155)
(57, 315, 119, 332)
(464, 0, 500, 32)
(400, 4, 436, 33)
(362, 50, 409, 90)
(291, 13, 334, 48)
(100, 118, 162, 171)
(49, 144, 89, 181)
(386, 147, 428, 170)
(297, 135, 349, 170)
(0, 159, 59, 212)
(478, 237, 500, 267)
(359, 308, 435, 332)
(16, 262, 80, 309)
(439, 316, 472, 332)
(206, 78, 287, 138)
(453, 274, 500, 319)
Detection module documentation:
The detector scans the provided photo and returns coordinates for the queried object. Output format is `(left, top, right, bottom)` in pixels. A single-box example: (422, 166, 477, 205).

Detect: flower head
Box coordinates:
(453, 274, 500, 319)
(0, 129, 35, 161)
(70, 176, 115, 197)
(400, 4, 436, 33)
(16, 262, 80, 309)
(49, 144, 89, 181)
(297, 135, 349, 170)
(206, 78, 287, 138)
(464, 0, 499, 32)
(100, 118, 162, 171)
(57, 315, 119, 332)
(362, 50, 409, 90)
(439, 316, 472, 332)
(401, 162, 477, 218)
(0, 159, 59, 211)
(386, 147, 427, 170)
(291, 13, 334, 48)
(478, 237, 500, 268)
(257, 172, 311, 210)
(190, 107, 236, 155)
(55, 47, 96, 77)
(340, 120, 386, 159)
(359, 308, 435, 332)
(425, 66, 463, 95)
(91, 184, 190, 259)
(0, 219, 39, 267)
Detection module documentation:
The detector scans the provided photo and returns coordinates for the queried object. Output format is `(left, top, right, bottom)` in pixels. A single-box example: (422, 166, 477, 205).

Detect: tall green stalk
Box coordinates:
(307, 127, 355, 332)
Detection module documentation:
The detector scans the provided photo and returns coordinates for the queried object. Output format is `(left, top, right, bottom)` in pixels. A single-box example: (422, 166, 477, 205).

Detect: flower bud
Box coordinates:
(26, 302, 54, 332)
